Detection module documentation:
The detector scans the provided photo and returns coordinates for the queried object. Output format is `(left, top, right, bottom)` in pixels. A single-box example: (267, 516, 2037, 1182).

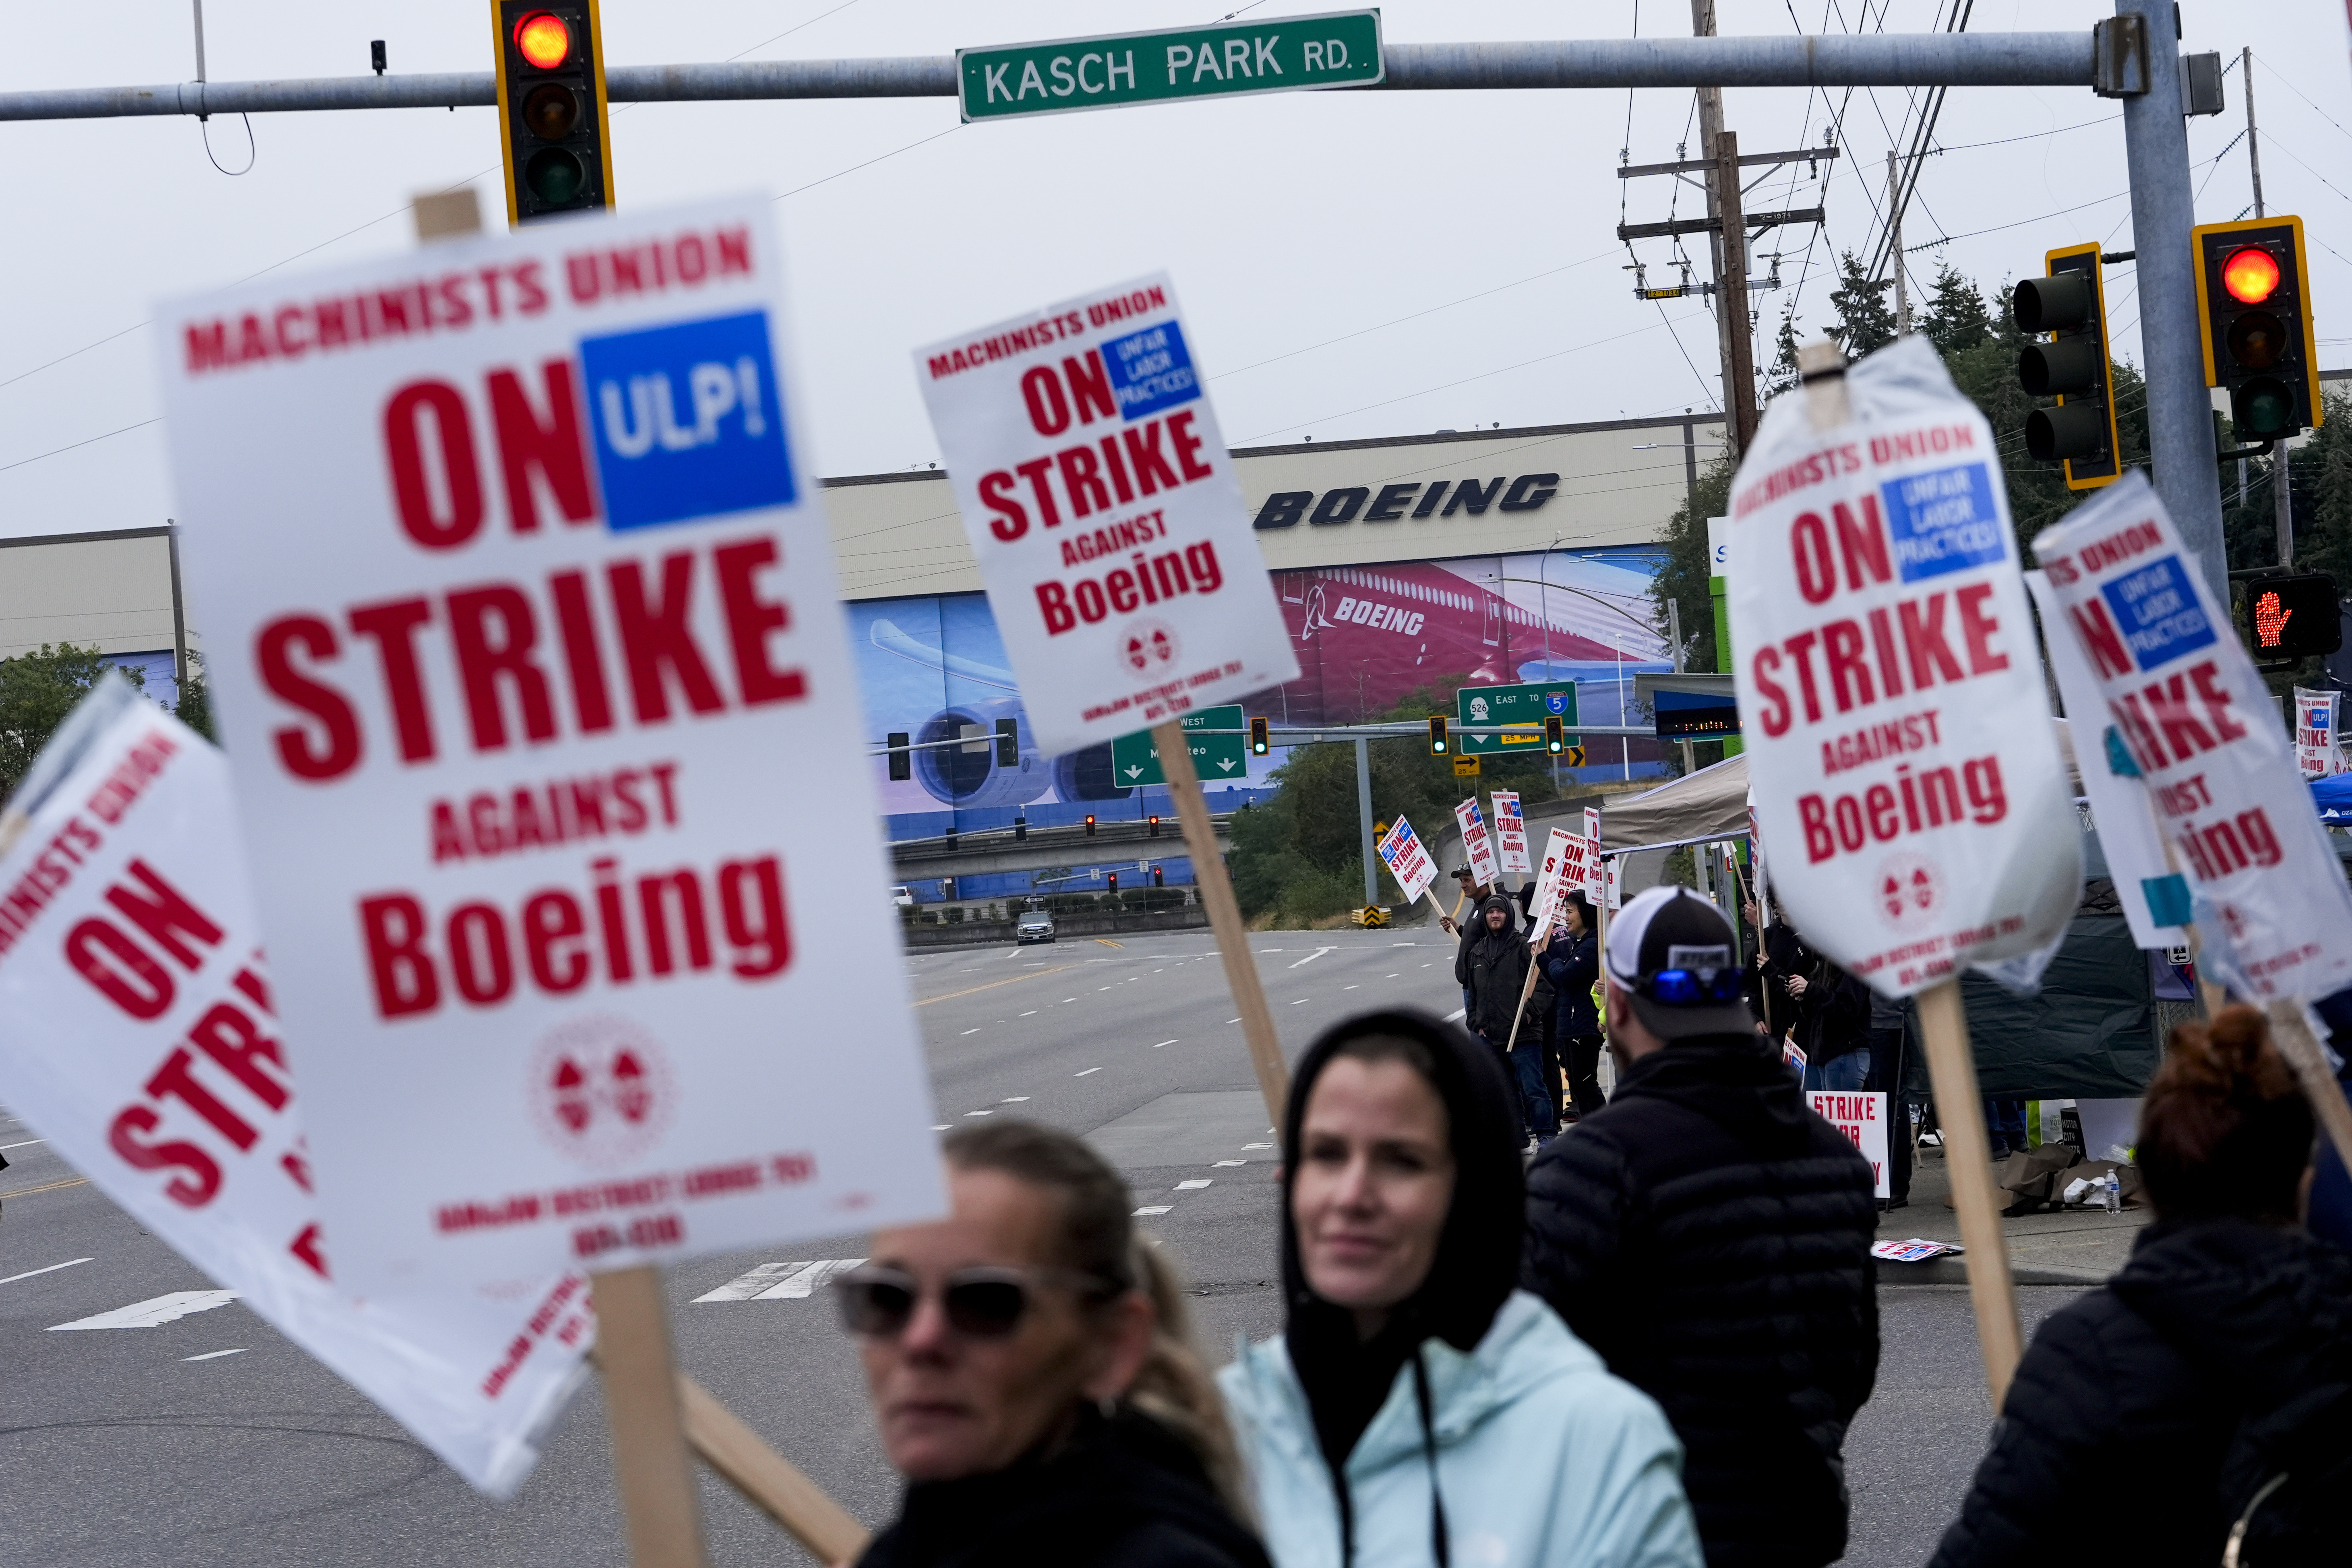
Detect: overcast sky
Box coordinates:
(1, 0, 2344, 542)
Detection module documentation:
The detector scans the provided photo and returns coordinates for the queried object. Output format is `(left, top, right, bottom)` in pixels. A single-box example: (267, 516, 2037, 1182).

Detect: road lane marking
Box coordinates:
(1001, 1096, 1030, 1103)
(964, 1109, 995, 1117)
(1152, 1039, 1178, 1049)
(1018, 1011, 1038, 1017)
(183, 1349, 248, 1362)
(1444, 1007, 1466, 1022)
(0, 1258, 92, 1287)
(697, 1262, 807, 1301)
(1059, 997, 1076, 1003)
(915, 965, 1078, 1007)
(1133, 1205, 1173, 1216)
(1175, 1179, 1212, 1190)
(1343, 985, 1359, 990)
(754, 1258, 865, 1299)
(1289, 947, 1335, 968)
(50, 1291, 239, 1330)
(0, 1139, 47, 1152)
(1226, 1018, 1240, 1024)
(1212, 1160, 1245, 1167)
(1074, 1067, 1103, 1077)
(0, 1177, 87, 1201)
(1386, 973, 1399, 978)
(932, 1124, 952, 1131)
(960, 1028, 981, 1035)
(1242, 1142, 1274, 1150)
(1094, 939, 1123, 948)
(1290, 998, 1309, 1005)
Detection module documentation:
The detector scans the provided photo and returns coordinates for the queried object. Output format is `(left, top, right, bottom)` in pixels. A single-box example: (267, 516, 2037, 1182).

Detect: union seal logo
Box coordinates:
(1120, 618, 1180, 675)
(1875, 852, 1943, 932)
(527, 1014, 675, 1166)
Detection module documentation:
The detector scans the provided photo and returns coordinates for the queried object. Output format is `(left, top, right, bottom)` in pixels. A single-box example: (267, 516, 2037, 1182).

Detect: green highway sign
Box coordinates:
(1454, 682, 1580, 756)
(1110, 706, 1248, 786)
(957, 10, 1383, 123)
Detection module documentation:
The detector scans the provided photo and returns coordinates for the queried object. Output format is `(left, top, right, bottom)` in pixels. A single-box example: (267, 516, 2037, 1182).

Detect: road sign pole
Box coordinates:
(1355, 735, 1377, 909)
(1154, 719, 1290, 1125)
(590, 1266, 709, 1568)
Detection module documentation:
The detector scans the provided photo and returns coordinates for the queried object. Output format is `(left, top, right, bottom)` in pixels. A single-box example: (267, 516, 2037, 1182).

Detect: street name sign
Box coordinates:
(1454, 680, 1579, 755)
(958, 11, 1383, 123)
(1109, 704, 1247, 786)
(914, 273, 1299, 755)
(155, 195, 944, 1295)
(0, 685, 587, 1494)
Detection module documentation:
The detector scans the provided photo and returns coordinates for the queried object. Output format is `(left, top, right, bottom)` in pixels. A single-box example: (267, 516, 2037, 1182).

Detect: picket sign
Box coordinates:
(1455, 797, 1499, 888)
(0, 682, 585, 1497)
(1489, 789, 1531, 875)
(1376, 815, 1446, 921)
(910, 274, 1300, 1126)
(155, 196, 945, 1565)
(2023, 570, 2188, 950)
(1501, 827, 1592, 1052)
(1725, 337, 2091, 1407)
(2296, 686, 2344, 779)
(1806, 1090, 1891, 1198)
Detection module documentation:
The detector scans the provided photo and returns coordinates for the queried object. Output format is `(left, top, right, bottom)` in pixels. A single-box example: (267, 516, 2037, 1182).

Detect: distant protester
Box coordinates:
(848, 1121, 1270, 1568)
(1457, 892, 1548, 1143)
(1928, 1007, 2352, 1568)
(1220, 1009, 1701, 1568)
(1535, 890, 1605, 1121)
(1522, 887, 1879, 1568)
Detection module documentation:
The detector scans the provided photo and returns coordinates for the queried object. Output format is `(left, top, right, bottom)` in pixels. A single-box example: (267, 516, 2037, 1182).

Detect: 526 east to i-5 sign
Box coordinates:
(957, 10, 1383, 123)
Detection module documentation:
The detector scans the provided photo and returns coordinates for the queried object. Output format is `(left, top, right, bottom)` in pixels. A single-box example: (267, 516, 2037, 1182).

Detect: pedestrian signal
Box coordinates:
(995, 718, 1019, 767)
(494, 2, 615, 225)
(2194, 217, 2323, 442)
(2015, 244, 2121, 489)
(1544, 715, 1565, 753)
(1248, 716, 1270, 755)
(1427, 716, 1450, 755)
(2244, 573, 2342, 661)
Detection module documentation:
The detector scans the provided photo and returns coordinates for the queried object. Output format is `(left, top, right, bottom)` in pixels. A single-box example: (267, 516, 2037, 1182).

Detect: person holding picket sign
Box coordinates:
(1536, 891, 1607, 1121)
(1220, 1010, 1702, 1568)
(844, 1121, 1269, 1568)
(1927, 1007, 2352, 1568)
(1458, 893, 1551, 1145)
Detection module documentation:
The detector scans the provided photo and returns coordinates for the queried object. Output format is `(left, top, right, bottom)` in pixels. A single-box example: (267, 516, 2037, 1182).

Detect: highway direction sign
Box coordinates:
(1111, 704, 1248, 786)
(1454, 681, 1580, 755)
(957, 10, 1383, 122)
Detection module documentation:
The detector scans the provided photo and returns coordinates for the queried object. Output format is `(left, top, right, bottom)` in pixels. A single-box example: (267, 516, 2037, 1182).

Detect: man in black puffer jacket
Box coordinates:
(1521, 887, 1879, 1568)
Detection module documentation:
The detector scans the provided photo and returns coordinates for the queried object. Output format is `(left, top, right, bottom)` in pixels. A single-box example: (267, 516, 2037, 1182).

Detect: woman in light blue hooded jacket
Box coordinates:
(1219, 1009, 1700, 1568)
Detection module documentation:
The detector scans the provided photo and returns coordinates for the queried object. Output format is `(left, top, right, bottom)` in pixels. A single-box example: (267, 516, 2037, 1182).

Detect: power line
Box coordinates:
(0, 418, 162, 476)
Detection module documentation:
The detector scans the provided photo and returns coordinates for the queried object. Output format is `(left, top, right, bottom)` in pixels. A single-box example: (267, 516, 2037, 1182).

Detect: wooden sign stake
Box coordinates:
(1913, 980, 2023, 1409)
(2265, 1000, 2352, 1175)
(1152, 719, 1289, 1127)
(590, 1266, 709, 1568)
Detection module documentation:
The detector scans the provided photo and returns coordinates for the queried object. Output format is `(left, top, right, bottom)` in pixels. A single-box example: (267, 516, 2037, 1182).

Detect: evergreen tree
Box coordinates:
(0, 644, 143, 795)
(1826, 250, 1897, 359)
(1760, 312, 1804, 400)
(1920, 263, 1991, 356)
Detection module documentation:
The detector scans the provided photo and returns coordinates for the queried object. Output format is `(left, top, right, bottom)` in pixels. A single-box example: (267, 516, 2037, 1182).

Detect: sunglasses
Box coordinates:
(833, 1265, 1116, 1340)
(1640, 965, 1747, 1005)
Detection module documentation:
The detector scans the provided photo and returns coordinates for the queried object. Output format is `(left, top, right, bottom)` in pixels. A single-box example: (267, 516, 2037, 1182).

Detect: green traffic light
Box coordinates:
(2237, 379, 2297, 438)
(525, 146, 587, 205)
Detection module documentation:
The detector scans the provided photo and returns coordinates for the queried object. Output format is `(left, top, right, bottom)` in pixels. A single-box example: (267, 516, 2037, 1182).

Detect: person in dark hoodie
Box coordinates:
(1521, 887, 1879, 1568)
(1928, 1005, 2352, 1568)
(849, 1120, 1270, 1568)
(1456, 893, 1549, 1144)
(1219, 1009, 1700, 1568)
(1535, 890, 1605, 1120)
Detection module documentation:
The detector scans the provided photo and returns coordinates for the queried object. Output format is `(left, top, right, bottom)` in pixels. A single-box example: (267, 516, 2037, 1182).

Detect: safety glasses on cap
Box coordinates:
(1638, 966, 1748, 1005)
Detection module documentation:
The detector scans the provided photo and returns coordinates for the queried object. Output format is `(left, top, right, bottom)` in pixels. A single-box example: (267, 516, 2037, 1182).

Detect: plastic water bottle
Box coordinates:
(2103, 1170, 2121, 1214)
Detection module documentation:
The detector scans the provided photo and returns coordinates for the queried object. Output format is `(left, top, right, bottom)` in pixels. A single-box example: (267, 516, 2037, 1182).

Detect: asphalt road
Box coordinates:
(0, 927, 2077, 1567)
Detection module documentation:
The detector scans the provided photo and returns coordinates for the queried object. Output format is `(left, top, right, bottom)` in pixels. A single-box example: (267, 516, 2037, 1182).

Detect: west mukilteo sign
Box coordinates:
(1252, 473, 1561, 529)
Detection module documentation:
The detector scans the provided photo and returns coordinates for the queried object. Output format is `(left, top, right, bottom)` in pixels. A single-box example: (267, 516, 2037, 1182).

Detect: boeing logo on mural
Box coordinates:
(1252, 473, 1560, 529)
(581, 309, 797, 531)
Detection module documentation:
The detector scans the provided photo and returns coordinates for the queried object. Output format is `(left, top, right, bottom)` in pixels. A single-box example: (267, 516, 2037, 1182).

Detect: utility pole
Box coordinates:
(1888, 150, 1911, 334)
(1692, 0, 1758, 456)
(2243, 48, 2292, 569)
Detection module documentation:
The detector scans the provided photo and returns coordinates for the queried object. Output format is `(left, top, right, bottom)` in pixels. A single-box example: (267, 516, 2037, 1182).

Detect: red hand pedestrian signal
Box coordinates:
(2254, 590, 2291, 650)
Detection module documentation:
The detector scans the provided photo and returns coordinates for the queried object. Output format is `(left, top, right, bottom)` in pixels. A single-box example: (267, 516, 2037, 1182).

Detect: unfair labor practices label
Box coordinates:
(2034, 474, 2352, 1001)
(153, 196, 942, 1295)
(914, 274, 1299, 757)
(1728, 336, 2079, 995)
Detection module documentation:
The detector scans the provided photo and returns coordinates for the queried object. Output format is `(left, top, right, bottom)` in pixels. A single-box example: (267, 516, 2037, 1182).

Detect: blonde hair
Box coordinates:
(1126, 1233, 1252, 1525)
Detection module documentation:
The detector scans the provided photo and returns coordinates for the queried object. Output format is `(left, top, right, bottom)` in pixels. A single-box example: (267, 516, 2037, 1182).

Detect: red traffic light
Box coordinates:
(2222, 246, 2281, 305)
(514, 11, 572, 69)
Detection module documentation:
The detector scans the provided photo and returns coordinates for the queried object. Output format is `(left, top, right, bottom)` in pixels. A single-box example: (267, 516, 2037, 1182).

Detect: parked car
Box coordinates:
(1015, 909, 1056, 944)
(889, 886, 913, 908)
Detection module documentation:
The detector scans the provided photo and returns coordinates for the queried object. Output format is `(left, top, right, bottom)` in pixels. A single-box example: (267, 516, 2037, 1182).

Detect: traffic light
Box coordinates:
(886, 731, 911, 782)
(1544, 715, 1565, 754)
(1084, 814, 1096, 837)
(941, 877, 956, 900)
(493, 2, 615, 225)
(1248, 716, 1270, 755)
(995, 718, 1019, 767)
(1014, 813, 1028, 842)
(2014, 244, 2121, 489)
(2194, 217, 2323, 443)
(1147, 814, 1160, 838)
(1107, 871, 1119, 894)
(1427, 716, 1450, 755)
(2244, 574, 2343, 661)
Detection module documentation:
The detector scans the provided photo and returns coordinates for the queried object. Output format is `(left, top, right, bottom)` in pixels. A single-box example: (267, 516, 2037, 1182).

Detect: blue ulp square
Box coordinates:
(579, 310, 796, 531)
(2097, 554, 2215, 671)
(1880, 462, 2004, 582)
(1101, 321, 1200, 420)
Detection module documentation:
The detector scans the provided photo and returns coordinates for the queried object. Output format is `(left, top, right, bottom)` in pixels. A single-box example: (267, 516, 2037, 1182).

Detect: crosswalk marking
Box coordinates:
(1133, 1205, 1173, 1216)
(1175, 1179, 1212, 1190)
(693, 1258, 865, 1303)
(50, 1290, 238, 1331)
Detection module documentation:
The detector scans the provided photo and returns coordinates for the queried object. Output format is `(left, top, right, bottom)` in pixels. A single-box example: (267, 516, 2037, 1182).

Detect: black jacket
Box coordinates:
(1929, 1218, 2352, 1568)
(1796, 962, 1870, 1065)
(1539, 929, 1600, 1037)
(858, 1407, 1271, 1568)
(1456, 897, 1531, 1043)
(1520, 1033, 1880, 1568)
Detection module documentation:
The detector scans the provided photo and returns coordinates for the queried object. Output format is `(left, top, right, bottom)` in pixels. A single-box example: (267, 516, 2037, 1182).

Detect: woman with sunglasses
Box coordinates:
(1220, 1010, 1701, 1568)
(844, 1120, 1269, 1568)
